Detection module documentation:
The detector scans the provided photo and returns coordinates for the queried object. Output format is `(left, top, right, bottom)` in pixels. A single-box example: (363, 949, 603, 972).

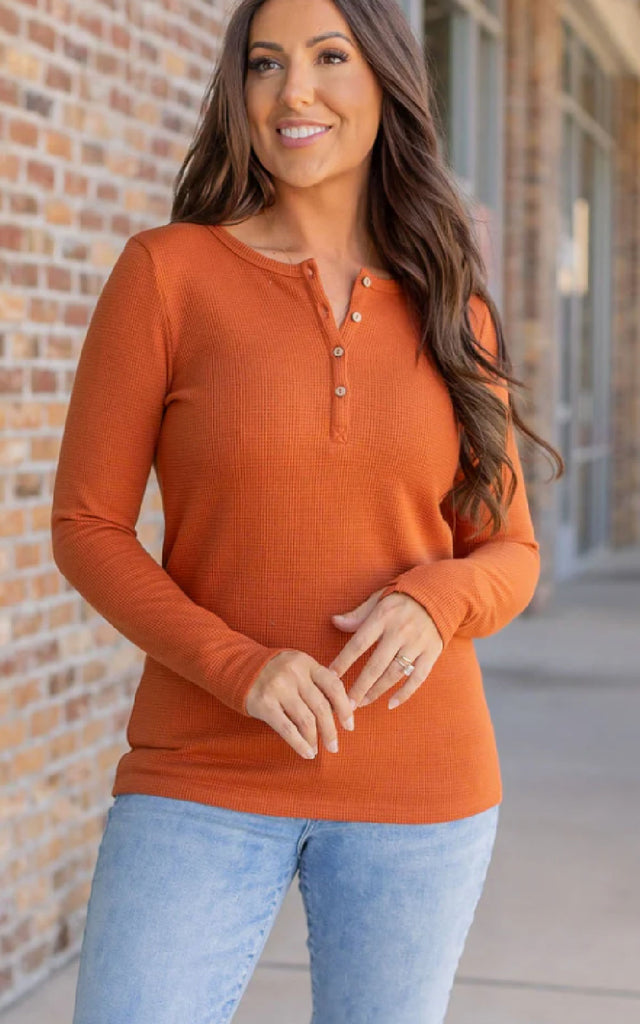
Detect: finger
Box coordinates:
(355, 646, 423, 706)
(302, 683, 341, 753)
(279, 689, 322, 751)
(328, 615, 385, 679)
(265, 699, 318, 759)
(345, 635, 408, 707)
(314, 665, 355, 731)
(385, 652, 434, 709)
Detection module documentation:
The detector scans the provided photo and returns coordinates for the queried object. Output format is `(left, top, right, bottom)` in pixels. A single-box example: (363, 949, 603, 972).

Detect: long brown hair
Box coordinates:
(171, 0, 564, 540)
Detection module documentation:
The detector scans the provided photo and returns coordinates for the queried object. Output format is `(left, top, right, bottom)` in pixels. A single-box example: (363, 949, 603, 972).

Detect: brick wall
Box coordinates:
(0, 0, 226, 1009)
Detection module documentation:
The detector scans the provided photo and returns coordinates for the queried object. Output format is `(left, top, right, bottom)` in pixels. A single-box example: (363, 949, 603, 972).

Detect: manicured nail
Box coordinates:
(344, 715, 355, 731)
(349, 698, 357, 710)
(303, 745, 317, 758)
(388, 697, 400, 709)
(328, 739, 339, 753)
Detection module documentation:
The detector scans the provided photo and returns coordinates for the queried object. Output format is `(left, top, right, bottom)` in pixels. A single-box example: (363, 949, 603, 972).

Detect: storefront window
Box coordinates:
(556, 20, 613, 566)
(424, 1, 502, 197)
(579, 44, 598, 120)
(561, 21, 573, 94)
(423, 0, 503, 293)
(424, 11, 452, 161)
(476, 25, 499, 207)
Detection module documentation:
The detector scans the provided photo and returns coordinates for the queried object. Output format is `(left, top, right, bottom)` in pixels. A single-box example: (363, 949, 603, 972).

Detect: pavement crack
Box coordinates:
(455, 975, 640, 1000)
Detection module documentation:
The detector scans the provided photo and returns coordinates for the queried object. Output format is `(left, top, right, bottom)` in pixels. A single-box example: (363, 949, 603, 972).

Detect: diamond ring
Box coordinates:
(393, 654, 415, 676)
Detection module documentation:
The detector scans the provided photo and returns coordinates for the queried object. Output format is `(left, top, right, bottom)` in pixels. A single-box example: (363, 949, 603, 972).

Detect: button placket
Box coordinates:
(304, 262, 372, 444)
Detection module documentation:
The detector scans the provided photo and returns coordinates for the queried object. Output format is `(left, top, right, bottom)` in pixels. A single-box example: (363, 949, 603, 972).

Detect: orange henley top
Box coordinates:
(51, 221, 540, 824)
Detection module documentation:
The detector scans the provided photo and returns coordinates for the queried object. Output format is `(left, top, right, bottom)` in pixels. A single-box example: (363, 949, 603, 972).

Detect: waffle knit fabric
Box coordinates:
(51, 221, 540, 823)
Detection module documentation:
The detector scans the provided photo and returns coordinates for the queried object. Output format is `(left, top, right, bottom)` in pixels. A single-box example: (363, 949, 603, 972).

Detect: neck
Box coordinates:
(259, 180, 378, 267)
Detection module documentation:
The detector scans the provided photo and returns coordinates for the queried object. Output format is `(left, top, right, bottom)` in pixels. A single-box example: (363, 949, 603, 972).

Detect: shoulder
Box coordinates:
(468, 292, 509, 403)
(467, 292, 498, 358)
(122, 222, 228, 305)
(128, 221, 213, 262)
(468, 292, 490, 336)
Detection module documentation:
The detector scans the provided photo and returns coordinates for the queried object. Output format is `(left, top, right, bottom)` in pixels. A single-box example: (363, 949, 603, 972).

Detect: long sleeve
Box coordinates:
(50, 236, 290, 717)
(378, 298, 541, 646)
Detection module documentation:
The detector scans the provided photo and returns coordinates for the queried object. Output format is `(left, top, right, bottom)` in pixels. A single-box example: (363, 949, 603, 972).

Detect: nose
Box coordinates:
(277, 59, 316, 109)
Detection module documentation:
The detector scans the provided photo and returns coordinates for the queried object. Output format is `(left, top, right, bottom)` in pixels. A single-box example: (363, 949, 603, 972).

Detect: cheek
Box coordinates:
(331, 75, 381, 135)
(244, 87, 269, 132)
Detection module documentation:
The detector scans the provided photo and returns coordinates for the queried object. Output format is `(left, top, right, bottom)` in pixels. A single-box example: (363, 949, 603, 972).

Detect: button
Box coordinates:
(335, 386, 347, 396)
(362, 276, 372, 287)
(333, 346, 344, 357)
(351, 311, 362, 323)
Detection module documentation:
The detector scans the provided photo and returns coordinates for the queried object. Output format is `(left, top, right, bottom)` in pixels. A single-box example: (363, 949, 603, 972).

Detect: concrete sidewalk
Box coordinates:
(3, 547, 640, 1023)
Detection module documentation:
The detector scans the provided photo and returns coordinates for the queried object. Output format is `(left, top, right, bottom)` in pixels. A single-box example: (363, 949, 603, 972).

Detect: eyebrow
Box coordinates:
(248, 32, 355, 54)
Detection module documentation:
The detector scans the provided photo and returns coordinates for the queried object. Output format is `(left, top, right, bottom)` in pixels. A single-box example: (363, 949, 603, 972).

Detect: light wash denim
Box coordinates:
(71, 793, 499, 1024)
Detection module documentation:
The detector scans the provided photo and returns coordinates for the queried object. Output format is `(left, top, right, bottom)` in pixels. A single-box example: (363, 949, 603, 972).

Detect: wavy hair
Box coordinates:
(170, 0, 564, 539)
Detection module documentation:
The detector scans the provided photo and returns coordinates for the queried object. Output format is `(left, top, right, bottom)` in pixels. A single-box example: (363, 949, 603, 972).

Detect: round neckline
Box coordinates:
(206, 223, 402, 292)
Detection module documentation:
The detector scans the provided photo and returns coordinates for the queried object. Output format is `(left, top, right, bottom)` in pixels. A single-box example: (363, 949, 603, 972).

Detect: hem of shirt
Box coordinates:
(111, 770, 502, 826)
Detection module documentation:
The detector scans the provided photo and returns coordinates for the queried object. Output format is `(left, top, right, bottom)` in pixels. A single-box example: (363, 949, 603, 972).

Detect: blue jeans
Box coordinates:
(72, 794, 499, 1024)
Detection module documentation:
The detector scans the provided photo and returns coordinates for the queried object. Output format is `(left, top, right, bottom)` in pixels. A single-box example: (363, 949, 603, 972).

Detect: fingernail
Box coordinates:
(344, 715, 355, 731)
(303, 745, 317, 758)
(349, 698, 357, 710)
(328, 739, 339, 753)
(388, 697, 400, 709)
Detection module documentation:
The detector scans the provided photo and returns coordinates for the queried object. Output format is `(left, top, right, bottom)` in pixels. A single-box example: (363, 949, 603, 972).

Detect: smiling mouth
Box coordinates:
(276, 126, 333, 135)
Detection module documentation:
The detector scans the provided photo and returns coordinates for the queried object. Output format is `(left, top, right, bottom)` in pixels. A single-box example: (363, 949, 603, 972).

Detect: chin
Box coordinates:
(268, 163, 334, 187)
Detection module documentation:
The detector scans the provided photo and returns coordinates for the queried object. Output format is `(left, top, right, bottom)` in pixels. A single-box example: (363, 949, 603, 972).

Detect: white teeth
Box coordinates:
(279, 125, 329, 139)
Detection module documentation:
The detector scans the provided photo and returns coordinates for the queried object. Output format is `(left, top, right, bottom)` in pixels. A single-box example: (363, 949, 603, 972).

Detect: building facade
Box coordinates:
(0, 0, 639, 1010)
(402, 0, 640, 591)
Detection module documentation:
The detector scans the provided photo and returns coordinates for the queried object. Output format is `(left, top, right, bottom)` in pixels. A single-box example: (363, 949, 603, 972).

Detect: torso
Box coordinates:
(219, 217, 394, 332)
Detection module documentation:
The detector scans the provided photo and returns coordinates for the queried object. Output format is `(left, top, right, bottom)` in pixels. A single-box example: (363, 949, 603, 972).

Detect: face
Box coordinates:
(244, 0, 383, 190)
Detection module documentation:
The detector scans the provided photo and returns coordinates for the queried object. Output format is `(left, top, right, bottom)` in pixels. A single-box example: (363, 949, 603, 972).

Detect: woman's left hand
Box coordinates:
(328, 589, 444, 710)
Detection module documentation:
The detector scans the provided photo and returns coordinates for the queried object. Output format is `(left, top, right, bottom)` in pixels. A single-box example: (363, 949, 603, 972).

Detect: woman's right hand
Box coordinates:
(245, 650, 355, 759)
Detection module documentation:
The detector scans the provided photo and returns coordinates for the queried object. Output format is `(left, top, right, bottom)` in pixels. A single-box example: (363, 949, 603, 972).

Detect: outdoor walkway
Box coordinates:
(3, 546, 639, 1023)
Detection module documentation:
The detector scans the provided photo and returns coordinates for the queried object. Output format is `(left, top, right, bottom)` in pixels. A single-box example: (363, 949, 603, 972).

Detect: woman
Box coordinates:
(52, 1, 563, 1021)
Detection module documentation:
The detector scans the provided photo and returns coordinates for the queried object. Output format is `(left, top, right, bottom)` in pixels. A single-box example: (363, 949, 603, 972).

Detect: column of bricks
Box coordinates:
(503, 0, 562, 608)
(611, 74, 640, 545)
(0, 1, 224, 1010)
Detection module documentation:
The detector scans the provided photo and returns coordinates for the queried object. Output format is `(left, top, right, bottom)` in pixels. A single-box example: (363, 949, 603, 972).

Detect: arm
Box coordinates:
(50, 236, 290, 717)
(378, 298, 541, 647)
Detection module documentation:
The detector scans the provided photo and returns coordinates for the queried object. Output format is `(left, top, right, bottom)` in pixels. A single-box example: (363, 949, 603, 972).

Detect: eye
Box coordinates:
(318, 49, 350, 65)
(248, 49, 350, 73)
(247, 57, 280, 73)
